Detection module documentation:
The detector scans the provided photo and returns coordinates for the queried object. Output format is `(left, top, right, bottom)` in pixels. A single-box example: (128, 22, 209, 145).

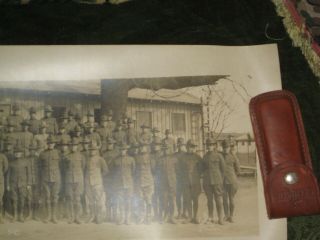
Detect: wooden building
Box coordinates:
(0, 80, 204, 152)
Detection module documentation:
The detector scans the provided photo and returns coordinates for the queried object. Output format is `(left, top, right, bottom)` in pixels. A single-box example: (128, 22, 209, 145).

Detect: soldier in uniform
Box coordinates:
(139, 124, 152, 145)
(135, 143, 154, 224)
(151, 138, 162, 222)
(71, 125, 83, 152)
(3, 120, 20, 149)
(202, 138, 225, 225)
(0, 150, 8, 223)
(111, 142, 135, 225)
(64, 138, 85, 224)
(97, 115, 113, 153)
(19, 120, 34, 157)
(121, 113, 129, 131)
(84, 141, 108, 224)
(56, 123, 71, 145)
(42, 105, 58, 135)
(85, 124, 102, 150)
(26, 141, 41, 221)
(102, 137, 118, 222)
(74, 113, 84, 131)
(162, 129, 176, 154)
(7, 103, 23, 132)
(182, 139, 202, 224)
(126, 118, 138, 146)
(65, 110, 78, 135)
(86, 110, 97, 129)
(39, 135, 61, 223)
(159, 143, 178, 224)
(34, 121, 49, 153)
(80, 136, 91, 217)
(151, 127, 162, 144)
(60, 111, 69, 127)
(105, 109, 115, 134)
(7, 145, 31, 222)
(112, 120, 126, 146)
(222, 140, 240, 223)
(28, 107, 42, 135)
(175, 137, 188, 220)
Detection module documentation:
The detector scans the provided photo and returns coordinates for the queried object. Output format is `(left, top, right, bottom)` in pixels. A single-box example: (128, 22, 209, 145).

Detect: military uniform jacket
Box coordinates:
(139, 132, 152, 145)
(0, 153, 8, 184)
(135, 153, 154, 188)
(19, 131, 34, 152)
(181, 152, 202, 194)
(111, 155, 135, 190)
(158, 155, 178, 191)
(43, 117, 58, 135)
(56, 133, 71, 144)
(97, 126, 113, 142)
(8, 157, 31, 188)
(223, 152, 240, 187)
(64, 151, 85, 184)
(126, 128, 138, 145)
(65, 119, 78, 134)
(34, 133, 48, 152)
(39, 149, 61, 183)
(3, 132, 20, 148)
(202, 151, 225, 185)
(151, 151, 162, 183)
(7, 115, 23, 131)
(28, 155, 39, 185)
(86, 132, 101, 149)
(162, 137, 176, 153)
(84, 155, 108, 186)
(102, 150, 118, 185)
(113, 129, 126, 145)
(174, 151, 188, 184)
(29, 118, 42, 135)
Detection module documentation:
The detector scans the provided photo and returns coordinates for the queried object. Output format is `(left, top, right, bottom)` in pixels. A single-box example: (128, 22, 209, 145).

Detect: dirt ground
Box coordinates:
(0, 177, 258, 240)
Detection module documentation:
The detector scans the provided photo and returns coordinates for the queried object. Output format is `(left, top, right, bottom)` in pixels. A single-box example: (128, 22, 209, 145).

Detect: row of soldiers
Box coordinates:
(0, 104, 241, 225)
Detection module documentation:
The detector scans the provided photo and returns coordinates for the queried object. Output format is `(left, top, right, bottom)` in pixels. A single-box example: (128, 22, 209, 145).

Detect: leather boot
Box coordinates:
(43, 202, 51, 223)
(52, 202, 58, 224)
(74, 203, 82, 224)
(12, 203, 18, 222)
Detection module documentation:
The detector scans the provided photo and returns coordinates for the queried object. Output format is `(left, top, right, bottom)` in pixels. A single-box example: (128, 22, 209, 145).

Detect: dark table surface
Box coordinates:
(0, 1, 320, 239)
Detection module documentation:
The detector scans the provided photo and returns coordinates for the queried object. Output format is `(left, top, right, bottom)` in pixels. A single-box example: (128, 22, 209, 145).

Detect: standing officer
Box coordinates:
(34, 121, 48, 153)
(0, 149, 8, 223)
(182, 139, 202, 224)
(26, 141, 41, 221)
(126, 118, 138, 146)
(28, 107, 41, 135)
(159, 143, 178, 224)
(42, 105, 58, 135)
(135, 143, 154, 224)
(64, 138, 85, 224)
(39, 135, 61, 223)
(7, 145, 31, 222)
(113, 120, 126, 145)
(139, 124, 152, 145)
(65, 110, 78, 134)
(7, 103, 23, 132)
(222, 140, 240, 223)
(19, 120, 34, 157)
(151, 127, 162, 144)
(97, 115, 112, 153)
(86, 110, 97, 129)
(102, 137, 118, 222)
(3, 120, 20, 149)
(111, 142, 135, 225)
(56, 123, 71, 145)
(202, 138, 225, 225)
(151, 138, 162, 222)
(85, 124, 102, 150)
(71, 125, 83, 151)
(84, 141, 108, 224)
(105, 110, 115, 134)
(162, 129, 176, 154)
(175, 137, 187, 220)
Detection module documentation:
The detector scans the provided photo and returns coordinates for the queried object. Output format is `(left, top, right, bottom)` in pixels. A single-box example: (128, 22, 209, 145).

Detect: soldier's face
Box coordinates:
(178, 145, 186, 152)
(102, 121, 108, 127)
(45, 112, 51, 117)
(153, 132, 160, 137)
(31, 113, 36, 119)
(23, 126, 29, 131)
(88, 116, 94, 123)
(89, 127, 94, 133)
(60, 128, 65, 134)
(188, 146, 196, 153)
(75, 131, 81, 137)
(8, 127, 14, 132)
(107, 144, 114, 150)
(90, 149, 98, 156)
(128, 123, 134, 128)
(14, 152, 23, 158)
(71, 145, 78, 152)
(83, 144, 89, 150)
(153, 145, 161, 152)
(140, 146, 147, 153)
(40, 128, 46, 134)
(48, 143, 55, 149)
(208, 144, 214, 151)
(120, 149, 127, 156)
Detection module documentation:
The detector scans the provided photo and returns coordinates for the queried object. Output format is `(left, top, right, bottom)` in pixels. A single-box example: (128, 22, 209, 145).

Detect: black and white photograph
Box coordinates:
(0, 45, 286, 240)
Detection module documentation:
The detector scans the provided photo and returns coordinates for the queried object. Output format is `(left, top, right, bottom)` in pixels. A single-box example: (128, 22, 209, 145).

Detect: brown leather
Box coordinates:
(249, 90, 320, 218)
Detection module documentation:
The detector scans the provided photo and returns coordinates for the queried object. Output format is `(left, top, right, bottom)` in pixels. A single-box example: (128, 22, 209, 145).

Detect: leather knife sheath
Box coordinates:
(249, 90, 320, 218)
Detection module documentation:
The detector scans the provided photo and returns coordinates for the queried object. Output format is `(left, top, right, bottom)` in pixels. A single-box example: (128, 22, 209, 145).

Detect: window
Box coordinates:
(172, 113, 186, 134)
(136, 111, 152, 129)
